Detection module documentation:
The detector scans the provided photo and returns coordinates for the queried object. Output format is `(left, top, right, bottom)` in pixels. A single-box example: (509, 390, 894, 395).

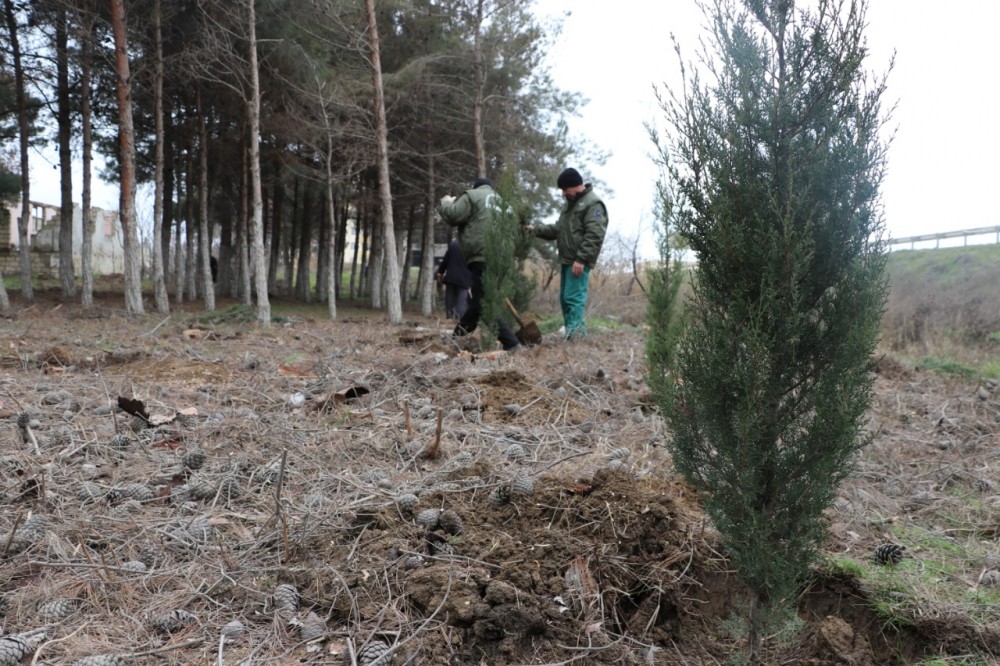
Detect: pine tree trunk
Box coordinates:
(748, 589, 765, 665)
(364, 0, 402, 323)
(56, 8, 76, 297)
(369, 216, 383, 310)
(419, 146, 436, 316)
(197, 87, 215, 311)
(269, 181, 284, 295)
(173, 164, 185, 302)
(400, 205, 415, 302)
(79, 17, 94, 309)
(109, 0, 144, 315)
(246, 0, 270, 325)
(325, 140, 338, 320)
(472, 0, 487, 178)
(239, 122, 252, 304)
(185, 152, 197, 299)
(151, 0, 169, 313)
(4, 0, 32, 301)
(296, 184, 312, 303)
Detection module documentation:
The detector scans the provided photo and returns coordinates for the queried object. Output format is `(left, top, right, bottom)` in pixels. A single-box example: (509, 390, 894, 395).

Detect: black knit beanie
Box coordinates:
(556, 168, 583, 189)
(473, 177, 492, 188)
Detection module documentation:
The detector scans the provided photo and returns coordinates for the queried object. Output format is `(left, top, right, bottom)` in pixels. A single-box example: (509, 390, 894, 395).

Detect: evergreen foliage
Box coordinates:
(645, 178, 687, 398)
(481, 172, 535, 347)
(0, 166, 18, 202)
(649, 0, 891, 659)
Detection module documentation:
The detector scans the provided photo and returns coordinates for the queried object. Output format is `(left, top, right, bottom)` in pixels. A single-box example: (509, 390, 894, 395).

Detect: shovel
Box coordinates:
(504, 298, 542, 346)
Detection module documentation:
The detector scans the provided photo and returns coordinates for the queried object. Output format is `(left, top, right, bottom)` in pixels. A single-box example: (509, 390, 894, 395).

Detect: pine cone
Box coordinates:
(427, 534, 454, 556)
(220, 620, 246, 639)
(183, 450, 207, 471)
(151, 608, 197, 634)
(438, 510, 464, 535)
(137, 545, 162, 568)
(38, 598, 79, 622)
(357, 639, 392, 666)
(607, 458, 627, 472)
(415, 508, 441, 530)
(0, 635, 27, 666)
(104, 488, 126, 506)
(120, 483, 155, 502)
(272, 583, 300, 613)
(298, 611, 326, 641)
(973, 478, 993, 492)
(8, 515, 48, 552)
(980, 569, 1000, 587)
(14, 412, 30, 430)
(873, 543, 905, 565)
(71, 656, 126, 666)
(185, 516, 214, 542)
(77, 481, 104, 504)
(112, 500, 143, 517)
(217, 475, 241, 500)
(109, 434, 130, 451)
(488, 484, 511, 506)
(511, 475, 535, 496)
(186, 482, 217, 501)
(396, 493, 419, 515)
(128, 415, 147, 432)
(504, 443, 527, 462)
(121, 560, 148, 573)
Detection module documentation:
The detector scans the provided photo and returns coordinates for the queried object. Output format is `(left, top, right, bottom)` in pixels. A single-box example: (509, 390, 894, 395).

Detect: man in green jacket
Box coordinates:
(527, 168, 608, 339)
(438, 177, 521, 350)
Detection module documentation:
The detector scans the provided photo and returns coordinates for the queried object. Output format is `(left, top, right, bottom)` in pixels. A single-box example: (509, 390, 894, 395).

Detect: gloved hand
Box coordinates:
(440, 195, 456, 207)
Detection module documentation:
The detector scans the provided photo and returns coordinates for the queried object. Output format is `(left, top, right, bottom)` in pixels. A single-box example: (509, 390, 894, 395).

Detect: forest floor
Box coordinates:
(1, 287, 999, 665)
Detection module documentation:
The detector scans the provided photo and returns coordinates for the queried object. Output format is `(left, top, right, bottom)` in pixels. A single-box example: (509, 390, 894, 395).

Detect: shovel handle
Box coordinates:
(504, 298, 526, 327)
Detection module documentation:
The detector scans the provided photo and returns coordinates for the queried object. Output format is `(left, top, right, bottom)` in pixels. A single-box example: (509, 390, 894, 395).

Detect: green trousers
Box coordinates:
(559, 263, 591, 338)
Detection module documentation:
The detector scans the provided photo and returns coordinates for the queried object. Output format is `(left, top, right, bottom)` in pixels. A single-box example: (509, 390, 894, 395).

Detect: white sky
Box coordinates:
(28, 1, 1000, 259)
(536, 0, 1000, 258)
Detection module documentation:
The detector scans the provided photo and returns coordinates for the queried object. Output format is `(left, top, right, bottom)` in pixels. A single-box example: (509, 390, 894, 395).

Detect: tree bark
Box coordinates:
(56, 7, 75, 297)
(79, 15, 94, 308)
(109, 0, 145, 315)
(295, 183, 312, 303)
(239, 121, 252, 304)
(364, 0, 402, 323)
(151, 0, 169, 313)
(246, 0, 270, 325)
(4, 0, 33, 301)
(419, 146, 436, 316)
(472, 0, 487, 178)
(325, 139, 338, 320)
(197, 86, 215, 311)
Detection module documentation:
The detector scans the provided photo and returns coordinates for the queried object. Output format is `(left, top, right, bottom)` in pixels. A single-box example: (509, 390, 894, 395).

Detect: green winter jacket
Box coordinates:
(534, 185, 608, 268)
(437, 185, 500, 265)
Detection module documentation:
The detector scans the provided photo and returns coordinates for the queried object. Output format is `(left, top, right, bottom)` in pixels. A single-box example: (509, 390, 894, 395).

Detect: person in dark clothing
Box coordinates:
(438, 177, 523, 352)
(435, 239, 472, 320)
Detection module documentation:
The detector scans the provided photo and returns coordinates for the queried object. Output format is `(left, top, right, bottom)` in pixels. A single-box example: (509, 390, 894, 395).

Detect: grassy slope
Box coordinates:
(884, 244, 1000, 378)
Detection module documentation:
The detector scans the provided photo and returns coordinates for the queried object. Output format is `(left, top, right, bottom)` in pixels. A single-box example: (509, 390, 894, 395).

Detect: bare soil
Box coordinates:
(1, 288, 999, 665)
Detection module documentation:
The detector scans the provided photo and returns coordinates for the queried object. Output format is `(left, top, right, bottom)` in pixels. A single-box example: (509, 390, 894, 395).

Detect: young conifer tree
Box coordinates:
(649, 0, 891, 660)
(481, 174, 535, 348)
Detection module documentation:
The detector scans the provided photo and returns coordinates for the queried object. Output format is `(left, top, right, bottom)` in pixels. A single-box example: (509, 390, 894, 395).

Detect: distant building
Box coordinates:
(0, 199, 124, 278)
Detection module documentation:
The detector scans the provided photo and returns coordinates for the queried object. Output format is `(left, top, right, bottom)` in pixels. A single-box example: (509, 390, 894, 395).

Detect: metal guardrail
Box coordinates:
(889, 225, 1000, 250)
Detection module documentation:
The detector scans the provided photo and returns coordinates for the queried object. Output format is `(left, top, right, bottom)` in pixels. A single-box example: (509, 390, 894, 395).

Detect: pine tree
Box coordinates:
(480, 173, 533, 348)
(649, 1, 891, 662)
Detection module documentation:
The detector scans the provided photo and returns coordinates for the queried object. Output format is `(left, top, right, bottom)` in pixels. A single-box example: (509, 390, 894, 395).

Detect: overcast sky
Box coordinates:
(536, 0, 1000, 257)
(28, 1, 1000, 258)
